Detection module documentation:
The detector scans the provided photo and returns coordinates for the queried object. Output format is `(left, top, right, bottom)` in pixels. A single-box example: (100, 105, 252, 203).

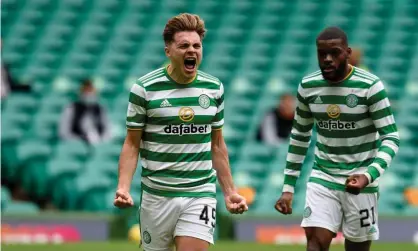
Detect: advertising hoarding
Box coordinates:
(234, 216, 418, 244)
(1, 213, 110, 244)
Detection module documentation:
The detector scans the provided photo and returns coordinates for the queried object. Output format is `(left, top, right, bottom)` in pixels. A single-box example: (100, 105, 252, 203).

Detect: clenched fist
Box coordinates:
(225, 193, 248, 214)
(345, 174, 369, 195)
(274, 192, 293, 215)
(114, 189, 134, 208)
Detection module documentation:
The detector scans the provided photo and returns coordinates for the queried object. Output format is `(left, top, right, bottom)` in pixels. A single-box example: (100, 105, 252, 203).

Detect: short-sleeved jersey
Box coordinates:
(283, 66, 400, 194)
(126, 67, 224, 198)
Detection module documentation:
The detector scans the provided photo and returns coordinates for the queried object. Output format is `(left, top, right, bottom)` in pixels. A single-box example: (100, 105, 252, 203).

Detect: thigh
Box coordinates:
(140, 191, 179, 251)
(342, 192, 379, 242)
(175, 236, 209, 251)
(301, 182, 342, 234)
(305, 227, 335, 251)
(174, 197, 217, 245)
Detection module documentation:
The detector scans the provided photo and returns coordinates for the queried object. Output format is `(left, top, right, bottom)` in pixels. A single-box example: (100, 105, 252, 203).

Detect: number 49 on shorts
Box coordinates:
(199, 205, 216, 228)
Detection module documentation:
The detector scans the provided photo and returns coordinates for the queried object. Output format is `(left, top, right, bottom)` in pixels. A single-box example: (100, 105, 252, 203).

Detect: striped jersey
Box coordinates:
(283, 66, 400, 194)
(126, 67, 224, 198)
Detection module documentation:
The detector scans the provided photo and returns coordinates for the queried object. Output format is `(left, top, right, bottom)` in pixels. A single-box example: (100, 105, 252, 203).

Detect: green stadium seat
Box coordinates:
(379, 190, 407, 212)
(75, 171, 114, 210)
(16, 140, 53, 200)
(233, 161, 267, 178)
(1, 112, 32, 130)
(1, 127, 24, 183)
(92, 142, 122, 162)
(48, 157, 83, 209)
(264, 171, 284, 190)
(252, 189, 280, 214)
(17, 140, 52, 167)
(48, 157, 83, 181)
(223, 125, 245, 149)
(1, 186, 12, 210)
(403, 206, 418, 216)
(54, 140, 90, 161)
(85, 159, 118, 178)
(3, 200, 40, 214)
(391, 147, 417, 176)
(379, 173, 400, 193)
(234, 170, 264, 191)
(239, 142, 277, 163)
(39, 94, 72, 112)
(82, 189, 113, 212)
(30, 112, 62, 142)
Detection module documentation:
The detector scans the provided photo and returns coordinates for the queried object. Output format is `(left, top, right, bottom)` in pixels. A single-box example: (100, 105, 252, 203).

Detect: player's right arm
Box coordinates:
(275, 83, 314, 214)
(114, 81, 147, 208)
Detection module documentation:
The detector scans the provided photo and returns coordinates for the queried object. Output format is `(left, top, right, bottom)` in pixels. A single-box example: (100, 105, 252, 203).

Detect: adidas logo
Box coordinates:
(314, 96, 323, 104)
(160, 99, 172, 108)
(368, 226, 377, 234)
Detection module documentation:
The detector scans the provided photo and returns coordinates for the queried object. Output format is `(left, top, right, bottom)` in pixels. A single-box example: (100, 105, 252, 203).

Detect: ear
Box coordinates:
(346, 47, 352, 59)
(164, 44, 170, 58)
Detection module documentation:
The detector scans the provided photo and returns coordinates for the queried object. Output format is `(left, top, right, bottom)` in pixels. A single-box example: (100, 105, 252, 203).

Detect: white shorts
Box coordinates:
(301, 182, 379, 242)
(139, 190, 217, 251)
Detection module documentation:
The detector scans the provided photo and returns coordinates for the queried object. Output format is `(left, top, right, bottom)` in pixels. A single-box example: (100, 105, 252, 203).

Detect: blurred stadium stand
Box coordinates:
(1, 0, 417, 216)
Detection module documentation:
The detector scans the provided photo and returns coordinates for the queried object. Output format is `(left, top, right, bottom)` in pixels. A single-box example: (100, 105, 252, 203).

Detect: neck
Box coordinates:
(329, 64, 353, 83)
(167, 64, 195, 84)
(344, 64, 353, 78)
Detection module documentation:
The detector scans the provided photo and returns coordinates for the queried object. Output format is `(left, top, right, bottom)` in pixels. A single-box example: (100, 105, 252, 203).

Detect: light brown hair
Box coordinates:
(163, 13, 206, 45)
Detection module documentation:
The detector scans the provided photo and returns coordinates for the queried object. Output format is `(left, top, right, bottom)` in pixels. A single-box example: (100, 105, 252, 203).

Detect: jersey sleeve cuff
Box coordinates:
(126, 121, 145, 129)
(282, 184, 295, 193)
(364, 172, 373, 184)
(126, 124, 145, 130)
(211, 124, 223, 130)
(126, 127, 143, 130)
(366, 165, 380, 183)
(284, 174, 298, 187)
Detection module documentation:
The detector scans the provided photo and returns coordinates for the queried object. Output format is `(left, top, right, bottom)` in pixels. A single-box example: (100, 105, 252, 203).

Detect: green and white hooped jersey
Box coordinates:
(126, 67, 224, 198)
(283, 66, 400, 194)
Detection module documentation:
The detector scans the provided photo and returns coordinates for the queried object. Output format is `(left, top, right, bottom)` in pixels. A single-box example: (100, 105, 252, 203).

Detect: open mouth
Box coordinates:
(184, 57, 196, 72)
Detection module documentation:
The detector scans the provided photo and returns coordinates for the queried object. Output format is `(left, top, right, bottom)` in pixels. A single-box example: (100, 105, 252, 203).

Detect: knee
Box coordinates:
(307, 239, 321, 251)
(345, 239, 371, 251)
(307, 237, 329, 251)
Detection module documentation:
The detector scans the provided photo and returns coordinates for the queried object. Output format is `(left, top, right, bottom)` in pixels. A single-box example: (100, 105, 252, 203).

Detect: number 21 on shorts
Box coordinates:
(199, 205, 216, 228)
(359, 206, 376, 227)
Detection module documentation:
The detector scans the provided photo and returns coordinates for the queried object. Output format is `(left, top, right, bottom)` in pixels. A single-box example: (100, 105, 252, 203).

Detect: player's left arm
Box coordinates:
(211, 129, 247, 214)
(211, 82, 248, 214)
(211, 129, 234, 195)
(365, 79, 400, 183)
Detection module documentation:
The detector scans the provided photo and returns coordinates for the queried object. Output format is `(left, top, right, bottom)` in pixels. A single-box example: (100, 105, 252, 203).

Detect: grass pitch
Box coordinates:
(2, 241, 417, 251)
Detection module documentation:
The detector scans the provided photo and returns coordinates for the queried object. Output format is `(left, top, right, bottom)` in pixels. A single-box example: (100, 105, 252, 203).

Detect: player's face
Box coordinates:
(165, 31, 202, 78)
(317, 39, 351, 81)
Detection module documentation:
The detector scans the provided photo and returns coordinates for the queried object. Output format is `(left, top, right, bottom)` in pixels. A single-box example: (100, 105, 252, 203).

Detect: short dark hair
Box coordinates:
(280, 93, 294, 100)
(80, 79, 94, 91)
(316, 26, 348, 45)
